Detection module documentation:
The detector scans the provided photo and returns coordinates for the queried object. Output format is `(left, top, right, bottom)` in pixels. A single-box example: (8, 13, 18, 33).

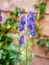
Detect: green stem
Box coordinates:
(26, 36, 28, 65)
(37, 0, 42, 21)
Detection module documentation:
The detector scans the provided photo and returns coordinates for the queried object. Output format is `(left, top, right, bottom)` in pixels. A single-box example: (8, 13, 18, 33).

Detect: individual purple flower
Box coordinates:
(19, 35, 24, 44)
(19, 14, 26, 31)
(19, 23, 24, 31)
(18, 9, 22, 14)
(0, 9, 2, 21)
(20, 14, 26, 25)
(30, 28, 35, 36)
(27, 11, 34, 19)
(27, 18, 35, 24)
(27, 20, 34, 29)
(27, 18, 35, 25)
(0, 15, 2, 21)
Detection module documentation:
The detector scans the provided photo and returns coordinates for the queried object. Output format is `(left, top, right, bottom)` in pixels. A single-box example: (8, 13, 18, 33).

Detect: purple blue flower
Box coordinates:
(19, 35, 24, 44)
(19, 23, 24, 31)
(18, 8, 25, 14)
(27, 11, 35, 36)
(19, 14, 26, 31)
(27, 20, 35, 29)
(30, 28, 35, 36)
(0, 9, 2, 21)
(18, 9, 22, 14)
(20, 15, 26, 25)
(0, 15, 2, 21)
(27, 11, 34, 19)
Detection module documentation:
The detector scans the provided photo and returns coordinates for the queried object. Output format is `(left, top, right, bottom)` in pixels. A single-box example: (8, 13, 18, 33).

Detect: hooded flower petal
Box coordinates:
(0, 15, 2, 21)
(0, 9, 2, 21)
(30, 28, 35, 36)
(18, 9, 22, 14)
(19, 24, 24, 31)
(19, 35, 24, 44)
(27, 11, 34, 19)
(21, 15, 26, 25)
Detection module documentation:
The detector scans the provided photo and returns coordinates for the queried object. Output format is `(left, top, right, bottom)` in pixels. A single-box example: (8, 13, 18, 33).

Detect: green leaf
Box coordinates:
(28, 42, 33, 46)
(7, 43, 20, 52)
(11, 33, 20, 38)
(2, 51, 7, 60)
(0, 50, 3, 59)
(33, 4, 38, 9)
(42, 35, 47, 39)
(0, 42, 3, 49)
(37, 40, 44, 46)
(5, 33, 12, 38)
(34, 37, 40, 43)
(5, 36, 12, 45)
(10, 11, 14, 15)
(35, 31, 40, 36)
(4, 17, 12, 29)
(37, 15, 44, 20)
(0, 50, 7, 62)
(13, 10, 18, 16)
(4, 24, 11, 29)
(6, 33, 20, 39)
(0, 24, 3, 31)
(5, 17, 12, 24)
(23, 61, 31, 65)
(35, 24, 41, 35)
(12, 20, 19, 29)
(31, 53, 35, 58)
(39, 2, 46, 13)
(9, 51, 20, 61)
(0, 33, 3, 40)
(46, 39, 49, 48)
(34, 14, 37, 19)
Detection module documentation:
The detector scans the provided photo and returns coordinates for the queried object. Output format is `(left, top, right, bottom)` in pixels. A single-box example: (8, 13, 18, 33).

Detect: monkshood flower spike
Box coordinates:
(27, 11, 35, 36)
(19, 14, 26, 31)
(19, 35, 24, 44)
(19, 11, 35, 36)
(0, 9, 2, 21)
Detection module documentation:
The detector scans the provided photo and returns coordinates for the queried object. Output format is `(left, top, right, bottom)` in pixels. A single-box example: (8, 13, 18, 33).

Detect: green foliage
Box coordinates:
(0, 42, 3, 49)
(34, 35, 49, 48)
(34, 2, 46, 13)
(34, 24, 42, 36)
(46, 39, 49, 48)
(0, 31, 21, 65)
(34, 37, 40, 43)
(0, 8, 34, 65)
(11, 20, 19, 29)
(0, 23, 21, 65)
(10, 7, 25, 16)
(37, 40, 44, 46)
(4, 17, 19, 29)
(0, 24, 3, 31)
(34, 13, 44, 20)
(0, 44, 21, 65)
(4, 16, 12, 29)
(34, 2, 46, 20)
(39, 2, 46, 13)
(28, 42, 33, 46)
